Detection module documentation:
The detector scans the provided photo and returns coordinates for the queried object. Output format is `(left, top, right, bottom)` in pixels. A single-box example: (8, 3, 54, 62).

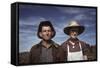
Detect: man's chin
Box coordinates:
(71, 36, 77, 39)
(43, 38, 51, 41)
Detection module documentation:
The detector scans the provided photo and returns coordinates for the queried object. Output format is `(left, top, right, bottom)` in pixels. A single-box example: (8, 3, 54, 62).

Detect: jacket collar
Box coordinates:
(67, 38, 79, 42)
(37, 40, 59, 48)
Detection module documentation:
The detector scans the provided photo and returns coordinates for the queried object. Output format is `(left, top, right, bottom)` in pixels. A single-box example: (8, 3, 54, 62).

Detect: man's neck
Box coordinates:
(68, 37, 79, 42)
(41, 40, 52, 48)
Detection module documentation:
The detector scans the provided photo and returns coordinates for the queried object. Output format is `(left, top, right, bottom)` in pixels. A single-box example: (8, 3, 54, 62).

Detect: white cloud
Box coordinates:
(19, 16, 47, 35)
(84, 23, 95, 28)
(73, 14, 93, 21)
(19, 16, 46, 26)
(56, 7, 83, 14)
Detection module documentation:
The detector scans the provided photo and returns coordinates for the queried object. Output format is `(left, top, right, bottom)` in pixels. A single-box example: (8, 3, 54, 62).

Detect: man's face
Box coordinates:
(69, 29, 78, 39)
(39, 26, 53, 41)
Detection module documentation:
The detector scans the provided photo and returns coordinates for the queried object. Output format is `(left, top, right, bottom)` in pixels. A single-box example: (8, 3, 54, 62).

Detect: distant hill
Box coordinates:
(90, 45, 97, 60)
(19, 52, 30, 64)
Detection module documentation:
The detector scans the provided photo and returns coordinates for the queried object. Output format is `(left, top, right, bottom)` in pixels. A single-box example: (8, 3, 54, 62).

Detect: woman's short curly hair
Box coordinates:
(37, 21, 56, 39)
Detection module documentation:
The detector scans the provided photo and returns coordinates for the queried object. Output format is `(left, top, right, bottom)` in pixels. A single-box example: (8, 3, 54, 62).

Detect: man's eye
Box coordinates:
(48, 30, 51, 32)
(42, 30, 46, 32)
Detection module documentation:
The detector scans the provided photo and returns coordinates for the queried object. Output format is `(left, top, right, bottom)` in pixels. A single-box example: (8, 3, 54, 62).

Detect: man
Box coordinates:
(61, 20, 92, 61)
(30, 21, 66, 64)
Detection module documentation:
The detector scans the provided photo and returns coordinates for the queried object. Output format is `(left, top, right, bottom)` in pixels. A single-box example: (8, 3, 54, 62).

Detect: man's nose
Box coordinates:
(73, 32, 76, 34)
(46, 31, 49, 34)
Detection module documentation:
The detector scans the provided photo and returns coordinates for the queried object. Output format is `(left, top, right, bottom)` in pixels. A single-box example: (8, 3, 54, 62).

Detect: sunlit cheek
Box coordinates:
(49, 32, 52, 35)
(43, 32, 48, 36)
(40, 32, 45, 37)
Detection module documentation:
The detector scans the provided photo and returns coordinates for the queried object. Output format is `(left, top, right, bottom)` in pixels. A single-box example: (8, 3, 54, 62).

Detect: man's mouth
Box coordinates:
(73, 34, 77, 36)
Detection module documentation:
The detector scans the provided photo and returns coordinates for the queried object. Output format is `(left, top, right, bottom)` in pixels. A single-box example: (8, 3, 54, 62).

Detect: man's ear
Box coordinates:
(51, 32, 54, 36)
(39, 32, 42, 37)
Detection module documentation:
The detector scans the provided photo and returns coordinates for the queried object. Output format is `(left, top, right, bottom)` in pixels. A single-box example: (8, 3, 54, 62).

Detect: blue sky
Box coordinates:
(19, 4, 97, 52)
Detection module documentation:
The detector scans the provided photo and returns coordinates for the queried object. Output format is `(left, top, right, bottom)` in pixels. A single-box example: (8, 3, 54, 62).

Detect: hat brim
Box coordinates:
(64, 26, 85, 35)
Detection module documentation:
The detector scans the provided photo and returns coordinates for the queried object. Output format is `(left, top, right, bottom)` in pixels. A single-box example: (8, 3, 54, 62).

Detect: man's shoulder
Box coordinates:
(79, 40, 89, 45)
(51, 40, 60, 48)
(30, 43, 40, 51)
(79, 40, 90, 48)
(61, 40, 68, 46)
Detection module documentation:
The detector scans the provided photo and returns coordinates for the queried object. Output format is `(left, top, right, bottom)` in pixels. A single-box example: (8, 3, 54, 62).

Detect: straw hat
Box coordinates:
(64, 20, 85, 35)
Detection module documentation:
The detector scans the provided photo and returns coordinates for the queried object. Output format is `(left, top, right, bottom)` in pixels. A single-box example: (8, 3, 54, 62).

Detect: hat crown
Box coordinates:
(64, 20, 84, 35)
(68, 20, 80, 27)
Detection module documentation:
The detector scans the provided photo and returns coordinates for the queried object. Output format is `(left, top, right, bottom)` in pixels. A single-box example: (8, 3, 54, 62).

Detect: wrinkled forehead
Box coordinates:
(41, 26, 52, 30)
